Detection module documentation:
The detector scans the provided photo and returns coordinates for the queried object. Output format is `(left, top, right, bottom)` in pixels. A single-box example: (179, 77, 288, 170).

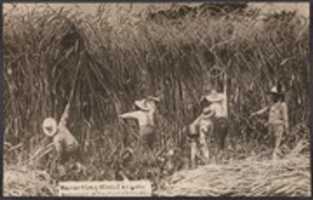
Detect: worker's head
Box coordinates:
(269, 86, 284, 103)
(134, 96, 160, 112)
(200, 87, 223, 109)
(42, 117, 58, 137)
(146, 96, 160, 111)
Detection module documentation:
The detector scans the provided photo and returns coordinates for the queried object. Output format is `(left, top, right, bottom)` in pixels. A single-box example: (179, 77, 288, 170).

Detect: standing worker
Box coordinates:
(250, 85, 289, 160)
(42, 103, 85, 179)
(203, 86, 228, 157)
(188, 67, 229, 167)
(119, 96, 160, 163)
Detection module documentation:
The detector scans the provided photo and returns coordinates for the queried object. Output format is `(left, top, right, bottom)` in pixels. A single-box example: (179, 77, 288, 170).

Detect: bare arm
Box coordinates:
(282, 103, 289, 132)
(119, 111, 140, 120)
(59, 103, 70, 127)
(189, 115, 201, 135)
(251, 106, 269, 117)
(53, 139, 63, 163)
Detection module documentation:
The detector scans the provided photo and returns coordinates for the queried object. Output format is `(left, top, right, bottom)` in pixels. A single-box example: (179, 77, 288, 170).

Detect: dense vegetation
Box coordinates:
(4, 3, 309, 186)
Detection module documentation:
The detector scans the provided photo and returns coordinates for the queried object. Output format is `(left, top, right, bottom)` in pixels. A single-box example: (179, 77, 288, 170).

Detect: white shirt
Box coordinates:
(209, 101, 227, 118)
(120, 110, 155, 127)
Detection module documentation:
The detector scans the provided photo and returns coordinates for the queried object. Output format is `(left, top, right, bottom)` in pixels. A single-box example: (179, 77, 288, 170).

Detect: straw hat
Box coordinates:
(42, 117, 58, 137)
(203, 89, 224, 103)
(146, 96, 160, 103)
(134, 96, 160, 111)
(268, 86, 283, 96)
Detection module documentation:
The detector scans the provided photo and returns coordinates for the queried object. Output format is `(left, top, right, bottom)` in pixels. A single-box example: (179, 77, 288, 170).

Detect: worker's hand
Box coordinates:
(65, 103, 71, 111)
(249, 113, 256, 118)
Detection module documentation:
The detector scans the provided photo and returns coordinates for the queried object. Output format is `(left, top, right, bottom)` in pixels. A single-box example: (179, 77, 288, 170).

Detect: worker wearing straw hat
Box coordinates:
(188, 83, 229, 167)
(42, 103, 85, 178)
(119, 96, 160, 150)
(203, 87, 228, 149)
(188, 104, 214, 168)
(250, 84, 289, 160)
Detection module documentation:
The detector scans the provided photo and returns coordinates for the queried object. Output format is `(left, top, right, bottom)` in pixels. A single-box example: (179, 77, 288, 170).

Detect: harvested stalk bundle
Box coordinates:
(27, 142, 55, 164)
(4, 166, 57, 196)
(156, 154, 311, 197)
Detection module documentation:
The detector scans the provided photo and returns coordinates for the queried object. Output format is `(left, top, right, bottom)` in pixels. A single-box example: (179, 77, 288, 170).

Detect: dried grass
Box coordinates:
(3, 3, 310, 196)
(156, 149, 311, 196)
(3, 166, 57, 196)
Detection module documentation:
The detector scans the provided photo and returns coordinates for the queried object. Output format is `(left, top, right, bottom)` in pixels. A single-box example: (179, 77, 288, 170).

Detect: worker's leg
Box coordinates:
(272, 124, 284, 160)
(215, 118, 228, 150)
(57, 152, 68, 180)
(140, 126, 155, 150)
(190, 137, 197, 169)
(217, 118, 228, 162)
(199, 129, 209, 164)
(74, 148, 87, 174)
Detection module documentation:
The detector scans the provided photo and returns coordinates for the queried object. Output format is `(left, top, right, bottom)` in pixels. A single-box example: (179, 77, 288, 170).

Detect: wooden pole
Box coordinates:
(224, 70, 228, 117)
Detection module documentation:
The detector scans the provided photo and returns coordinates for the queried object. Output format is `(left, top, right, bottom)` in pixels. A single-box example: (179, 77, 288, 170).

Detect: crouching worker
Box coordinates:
(250, 85, 289, 160)
(42, 103, 86, 179)
(119, 96, 160, 164)
(188, 104, 214, 168)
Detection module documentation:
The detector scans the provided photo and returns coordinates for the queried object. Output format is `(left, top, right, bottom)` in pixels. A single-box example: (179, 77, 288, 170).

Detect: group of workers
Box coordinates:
(41, 75, 289, 178)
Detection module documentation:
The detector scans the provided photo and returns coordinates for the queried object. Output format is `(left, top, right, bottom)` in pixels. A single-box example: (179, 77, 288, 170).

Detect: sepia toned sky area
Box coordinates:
(3, 2, 309, 18)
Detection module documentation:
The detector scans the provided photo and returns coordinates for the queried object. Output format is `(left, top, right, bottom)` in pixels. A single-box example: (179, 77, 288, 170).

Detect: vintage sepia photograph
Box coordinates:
(3, 2, 311, 197)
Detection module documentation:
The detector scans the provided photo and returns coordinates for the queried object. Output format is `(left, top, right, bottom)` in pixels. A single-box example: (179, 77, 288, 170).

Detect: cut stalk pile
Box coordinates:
(3, 166, 57, 196)
(156, 153, 311, 197)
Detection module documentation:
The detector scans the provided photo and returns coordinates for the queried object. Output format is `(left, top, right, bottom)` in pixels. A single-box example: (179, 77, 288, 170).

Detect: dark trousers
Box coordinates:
(211, 117, 228, 150)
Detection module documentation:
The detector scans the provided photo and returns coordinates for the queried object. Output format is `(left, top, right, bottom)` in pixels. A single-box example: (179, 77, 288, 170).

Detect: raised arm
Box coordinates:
(59, 103, 70, 127)
(223, 72, 227, 96)
(223, 73, 228, 116)
(282, 103, 289, 133)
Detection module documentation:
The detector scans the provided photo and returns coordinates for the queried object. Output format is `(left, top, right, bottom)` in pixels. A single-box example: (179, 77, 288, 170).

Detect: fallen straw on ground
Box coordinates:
(3, 166, 57, 196)
(4, 152, 310, 197)
(156, 153, 311, 197)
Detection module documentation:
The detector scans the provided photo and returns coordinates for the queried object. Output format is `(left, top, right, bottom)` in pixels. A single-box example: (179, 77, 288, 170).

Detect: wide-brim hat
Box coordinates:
(146, 96, 160, 103)
(134, 96, 160, 111)
(203, 93, 224, 103)
(134, 99, 149, 111)
(268, 86, 283, 96)
(42, 117, 57, 137)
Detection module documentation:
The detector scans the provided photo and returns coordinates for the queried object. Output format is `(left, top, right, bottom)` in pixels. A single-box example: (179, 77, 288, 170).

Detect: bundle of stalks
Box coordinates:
(156, 143, 310, 197)
(3, 166, 57, 196)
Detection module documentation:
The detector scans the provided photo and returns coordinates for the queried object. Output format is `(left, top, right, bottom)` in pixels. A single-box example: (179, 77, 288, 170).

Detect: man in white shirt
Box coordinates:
(202, 88, 228, 151)
(188, 85, 228, 167)
(119, 96, 160, 150)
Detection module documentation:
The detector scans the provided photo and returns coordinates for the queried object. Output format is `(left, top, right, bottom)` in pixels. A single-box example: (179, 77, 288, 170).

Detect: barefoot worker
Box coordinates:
(42, 103, 85, 178)
(250, 85, 289, 160)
